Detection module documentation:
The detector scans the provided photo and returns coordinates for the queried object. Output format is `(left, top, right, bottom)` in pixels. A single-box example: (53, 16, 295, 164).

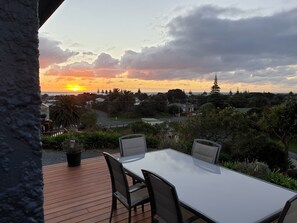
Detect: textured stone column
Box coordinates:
(0, 0, 44, 222)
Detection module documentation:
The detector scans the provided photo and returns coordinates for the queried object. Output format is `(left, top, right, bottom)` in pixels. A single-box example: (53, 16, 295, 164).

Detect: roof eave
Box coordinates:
(39, 0, 64, 28)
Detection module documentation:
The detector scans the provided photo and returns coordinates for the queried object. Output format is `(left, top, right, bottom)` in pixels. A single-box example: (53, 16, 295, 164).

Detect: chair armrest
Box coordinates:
(129, 182, 146, 193)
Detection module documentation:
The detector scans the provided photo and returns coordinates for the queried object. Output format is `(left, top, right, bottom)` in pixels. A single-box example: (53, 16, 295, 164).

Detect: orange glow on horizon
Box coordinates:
(66, 83, 85, 92)
(39, 73, 290, 94)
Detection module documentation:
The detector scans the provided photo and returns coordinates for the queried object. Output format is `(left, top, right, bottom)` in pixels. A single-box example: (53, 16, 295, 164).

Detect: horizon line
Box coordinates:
(41, 90, 294, 95)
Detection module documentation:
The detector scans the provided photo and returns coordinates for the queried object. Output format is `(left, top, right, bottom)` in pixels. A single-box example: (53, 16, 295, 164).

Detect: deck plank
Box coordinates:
(43, 156, 151, 223)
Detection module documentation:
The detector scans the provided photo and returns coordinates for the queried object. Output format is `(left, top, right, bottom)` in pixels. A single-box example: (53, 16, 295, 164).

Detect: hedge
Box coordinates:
(41, 131, 160, 151)
(222, 161, 297, 191)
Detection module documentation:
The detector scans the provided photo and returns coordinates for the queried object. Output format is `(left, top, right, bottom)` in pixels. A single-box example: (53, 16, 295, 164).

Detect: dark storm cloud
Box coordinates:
(120, 5, 297, 82)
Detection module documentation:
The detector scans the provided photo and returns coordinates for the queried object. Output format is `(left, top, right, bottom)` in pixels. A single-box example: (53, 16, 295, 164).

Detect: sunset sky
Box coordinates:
(39, 0, 297, 93)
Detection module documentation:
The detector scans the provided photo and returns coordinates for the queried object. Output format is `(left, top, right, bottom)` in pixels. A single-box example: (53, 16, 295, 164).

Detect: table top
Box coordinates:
(119, 149, 297, 223)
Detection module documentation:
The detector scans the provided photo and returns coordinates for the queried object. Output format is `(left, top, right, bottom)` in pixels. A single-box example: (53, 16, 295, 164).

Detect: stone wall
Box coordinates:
(0, 0, 44, 222)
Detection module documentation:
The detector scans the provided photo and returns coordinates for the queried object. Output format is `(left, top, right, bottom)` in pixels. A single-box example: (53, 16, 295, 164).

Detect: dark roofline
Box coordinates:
(39, 0, 64, 28)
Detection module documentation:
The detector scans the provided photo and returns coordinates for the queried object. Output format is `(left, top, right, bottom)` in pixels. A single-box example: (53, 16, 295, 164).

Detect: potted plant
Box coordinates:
(62, 137, 84, 167)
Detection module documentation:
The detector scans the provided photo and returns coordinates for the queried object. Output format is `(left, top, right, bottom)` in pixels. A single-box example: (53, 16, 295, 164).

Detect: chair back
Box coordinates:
(278, 194, 297, 223)
(142, 169, 183, 223)
(192, 139, 221, 164)
(119, 134, 147, 157)
(103, 152, 130, 204)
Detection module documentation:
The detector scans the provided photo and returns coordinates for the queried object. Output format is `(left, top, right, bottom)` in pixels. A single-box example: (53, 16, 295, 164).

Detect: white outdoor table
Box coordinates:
(119, 149, 297, 223)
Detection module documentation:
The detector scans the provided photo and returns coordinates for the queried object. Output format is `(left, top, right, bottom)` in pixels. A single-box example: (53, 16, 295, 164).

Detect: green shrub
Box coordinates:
(269, 171, 297, 191)
(158, 138, 190, 153)
(222, 161, 271, 181)
(223, 161, 297, 190)
(79, 110, 98, 130)
(41, 134, 68, 150)
(129, 121, 161, 136)
(222, 161, 239, 170)
(78, 131, 120, 150)
(228, 132, 286, 171)
(42, 131, 121, 150)
(146, 135, 159, 149)
(168, 105, 180, 115)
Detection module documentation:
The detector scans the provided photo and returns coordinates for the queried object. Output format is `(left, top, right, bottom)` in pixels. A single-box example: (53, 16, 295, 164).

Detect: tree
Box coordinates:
(261, 100, 297, 171)
(129, 121, 160, 136)
(207, 93, 225, 108)
(227, 93, 249, 108)
(50, 96, 81, 129)
(248, 96, 270, 108)
(168, 105, 180, 115)
(80, 110, 98, 130)
(135, 101, 157, 117)
(135, 88, 148, 100)
(208, 74, 224, 107)
(108, 88, 121, 101)
(167, 89, 186, 103)
(117, 90, 135, 112)
(75, 93, 97, 106)
(107, 89, 135, 115)
(181, 106, 247, 143)
(151, 93, 168, 113)
(210, 74, 220, 95)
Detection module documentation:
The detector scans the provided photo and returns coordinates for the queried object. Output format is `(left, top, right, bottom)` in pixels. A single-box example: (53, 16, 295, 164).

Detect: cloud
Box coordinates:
(83, 51, 96, 56)
(41, 5, 297, 90)
(119, 5, 297, 85)
(45, 53, 123, 78)
(94, 53, 119, 68)
(39, 36, 79, 68)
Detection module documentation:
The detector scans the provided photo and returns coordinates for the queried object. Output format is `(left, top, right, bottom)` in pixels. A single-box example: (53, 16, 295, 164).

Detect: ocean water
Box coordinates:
(41, 91, 158, 96)
(42, 92, 89, 96)
(41, 91, 219, 96)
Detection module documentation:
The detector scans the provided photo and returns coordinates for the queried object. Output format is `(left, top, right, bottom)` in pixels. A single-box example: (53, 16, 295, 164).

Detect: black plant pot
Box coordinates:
(66, 152, 81, 167)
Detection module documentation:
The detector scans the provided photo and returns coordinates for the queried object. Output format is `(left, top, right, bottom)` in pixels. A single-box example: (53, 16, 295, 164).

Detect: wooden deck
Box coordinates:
(43, 156, 151, 223)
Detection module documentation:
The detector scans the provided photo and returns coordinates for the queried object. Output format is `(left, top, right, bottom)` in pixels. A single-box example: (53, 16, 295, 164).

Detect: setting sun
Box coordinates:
(66, 83, 85, 92)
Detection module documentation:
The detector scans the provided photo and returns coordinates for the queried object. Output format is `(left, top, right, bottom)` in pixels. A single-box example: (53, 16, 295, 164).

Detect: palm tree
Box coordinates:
(50, 96, 81, 129)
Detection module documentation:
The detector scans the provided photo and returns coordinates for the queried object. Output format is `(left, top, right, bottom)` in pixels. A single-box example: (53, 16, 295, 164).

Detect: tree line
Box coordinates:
(43, 88, 297, 172)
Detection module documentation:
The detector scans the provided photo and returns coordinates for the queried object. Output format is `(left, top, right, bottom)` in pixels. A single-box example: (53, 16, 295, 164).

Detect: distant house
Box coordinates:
(168, 102, 195, 114)
(235, 108, 253, 113)
(134, 97, 141, 106)
(40, 103, 50, 120)
(43, 99, 57, 106)
(95, 97, 105, 103)
(85, 100, 93, 109)
(141, 118, 164, 125)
